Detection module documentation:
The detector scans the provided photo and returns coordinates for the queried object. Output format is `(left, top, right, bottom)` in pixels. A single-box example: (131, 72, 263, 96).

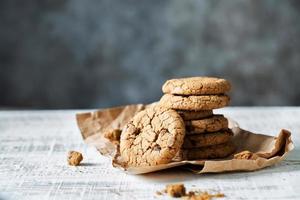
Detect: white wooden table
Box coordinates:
(0, 107, 299, 200)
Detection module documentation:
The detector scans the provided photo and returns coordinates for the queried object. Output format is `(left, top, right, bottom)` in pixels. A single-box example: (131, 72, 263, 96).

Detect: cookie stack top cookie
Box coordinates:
(159, 77, 231, 110)
(162, 77, 231, 95)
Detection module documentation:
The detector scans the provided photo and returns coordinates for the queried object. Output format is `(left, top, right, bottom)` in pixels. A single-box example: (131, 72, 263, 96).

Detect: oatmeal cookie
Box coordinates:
(162, 77, 231, 95)
(120, 106, 185, 166)
(185, 115, 228, 134)
(177, 110, 213, 121)
(177, 142, 236, 160)
(159, 94, 230, 111)
(183, 130, 233, 148)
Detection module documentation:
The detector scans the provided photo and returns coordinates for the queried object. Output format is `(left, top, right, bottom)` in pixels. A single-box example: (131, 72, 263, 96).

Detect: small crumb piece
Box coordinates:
(234, 150, 258, 160)
(159, 184, 224, 199)
(214, 193, 225, 198)
(104, 129, 122, 142)
(183, 191, 225, 200)
(166, 183, 186, 198)
(67, 151, 83, 166)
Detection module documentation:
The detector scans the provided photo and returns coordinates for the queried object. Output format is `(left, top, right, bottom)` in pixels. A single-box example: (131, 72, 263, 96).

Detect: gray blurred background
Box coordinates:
(1, 0, 300, 109)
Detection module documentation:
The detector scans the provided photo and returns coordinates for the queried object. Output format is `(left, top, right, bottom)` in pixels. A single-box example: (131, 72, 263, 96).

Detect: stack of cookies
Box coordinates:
(159, 77, 235, 160)
(120, 77, 236, 167)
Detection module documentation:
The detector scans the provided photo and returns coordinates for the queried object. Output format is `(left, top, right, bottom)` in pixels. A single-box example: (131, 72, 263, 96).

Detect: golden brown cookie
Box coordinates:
(120, 106, 185, 167)
(162, 77, 231, 95)
(177, 110, 213, 121)
(185, 115, 228, 134)
(159, 94, 230, 111)
(183, 130, 233, 148)
(176, 142, 236, 160)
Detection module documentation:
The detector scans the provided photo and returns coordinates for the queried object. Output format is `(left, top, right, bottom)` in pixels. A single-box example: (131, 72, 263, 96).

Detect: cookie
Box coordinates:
(159, 94, 230, 111)
(162, 77, 231, 95)
(120, 106, 185, 166)
(176, 142, 236, 160)
(177, 110, 213, 121)
(183, 130, 233, 148)
(185, 115, 228, 134)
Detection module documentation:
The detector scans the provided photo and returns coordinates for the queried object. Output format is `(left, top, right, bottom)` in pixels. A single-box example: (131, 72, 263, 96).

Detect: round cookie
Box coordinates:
(175, 142, 236, 160)
(159, 94, 230, 111)
(185, 115, 228, 134)
(177, 110, 213, 121)
(120, 106, 185, 167)
(162, 77, 231, 95)
(183, 130, 233, 148)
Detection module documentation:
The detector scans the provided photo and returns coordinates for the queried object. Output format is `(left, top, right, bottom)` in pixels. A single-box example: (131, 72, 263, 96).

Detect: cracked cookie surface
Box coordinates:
(176, 142, 236, 160)
(185, 115, 228, 134)
(120, 106, 185, 167)
(159, 94, 230, 110)
(162, 77, 231, 95)
(183, 130, 233, 148)
(177, 110, 213, 121)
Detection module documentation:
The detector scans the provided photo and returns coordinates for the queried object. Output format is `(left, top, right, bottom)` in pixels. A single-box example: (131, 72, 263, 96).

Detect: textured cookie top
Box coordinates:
(162, 77, 231, 95)
(120, 106, 185, 167)
(159, 94, 230, 111)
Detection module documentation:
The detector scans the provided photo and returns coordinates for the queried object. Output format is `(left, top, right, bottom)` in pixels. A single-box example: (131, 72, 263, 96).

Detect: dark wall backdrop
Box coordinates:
(1, 0, 300, 109)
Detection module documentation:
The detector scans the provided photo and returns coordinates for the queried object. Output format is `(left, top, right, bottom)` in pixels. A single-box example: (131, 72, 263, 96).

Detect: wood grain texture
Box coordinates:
(0, 108, 300, 200)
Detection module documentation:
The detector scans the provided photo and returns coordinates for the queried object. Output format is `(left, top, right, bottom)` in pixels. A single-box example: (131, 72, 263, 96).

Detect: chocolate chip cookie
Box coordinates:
(120, 106, 185, 166)
(162, 77, 231, 95)
(159, 94, 230, 111)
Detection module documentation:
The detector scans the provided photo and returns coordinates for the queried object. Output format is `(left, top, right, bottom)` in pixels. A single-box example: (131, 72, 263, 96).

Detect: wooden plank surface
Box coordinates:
(0, 107, 299, 200)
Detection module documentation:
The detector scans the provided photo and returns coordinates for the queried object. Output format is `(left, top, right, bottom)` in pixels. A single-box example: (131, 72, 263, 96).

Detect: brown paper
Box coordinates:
(76, 104, 294, 174)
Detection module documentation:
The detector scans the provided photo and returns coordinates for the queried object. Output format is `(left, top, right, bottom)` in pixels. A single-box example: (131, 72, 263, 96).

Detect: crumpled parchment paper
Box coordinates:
(76, 104, 294, 174)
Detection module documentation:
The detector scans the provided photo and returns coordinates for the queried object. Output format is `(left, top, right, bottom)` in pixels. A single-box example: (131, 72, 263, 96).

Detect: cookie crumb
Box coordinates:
(67, 151, 83, 166)
(183, 191, 225, 200)
(234, 150, 258, 160)
(160, 184, 224, 200)
(104, 129, 122, 142)
(166, 183, 186, 197)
